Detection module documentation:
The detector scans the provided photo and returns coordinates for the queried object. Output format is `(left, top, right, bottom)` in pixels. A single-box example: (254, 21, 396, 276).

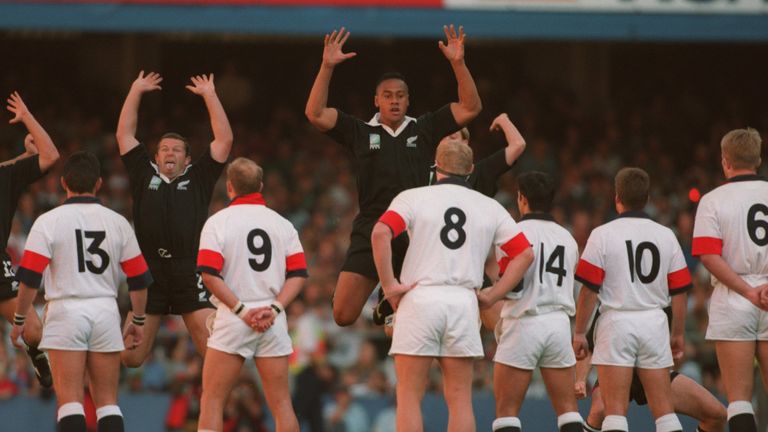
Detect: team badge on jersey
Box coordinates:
(177, 180, 190, 191)
(406, 136, 418, 148)
(369, 133, 381, 150)
(148, 175, 162, 190)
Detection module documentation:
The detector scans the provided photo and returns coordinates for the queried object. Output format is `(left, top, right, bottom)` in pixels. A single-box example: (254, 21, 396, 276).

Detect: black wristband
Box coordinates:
(13, 313, 25, 326)
(132, 314, 146, 326)
(270, 304, 282, 314)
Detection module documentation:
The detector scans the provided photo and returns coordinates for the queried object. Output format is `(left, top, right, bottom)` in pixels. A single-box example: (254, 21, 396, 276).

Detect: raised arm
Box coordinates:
(490, 113, 526, 165)
(6, 92, 59, 171)
(116, 71, 162, 156)
(305, 28, 357, 132)
(186, 74, 232, 163)
(439, 25, 482, 127)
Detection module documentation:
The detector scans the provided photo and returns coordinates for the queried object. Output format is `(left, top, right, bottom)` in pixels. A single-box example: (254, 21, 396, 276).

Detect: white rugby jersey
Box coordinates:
(692, 175, 768, 285)
(196, 193, 308, 302)
(378, 177, 529, 290)
(498, 213, 578, 318)
(575, 211, 692, 312)
(16, 196, 152, 300)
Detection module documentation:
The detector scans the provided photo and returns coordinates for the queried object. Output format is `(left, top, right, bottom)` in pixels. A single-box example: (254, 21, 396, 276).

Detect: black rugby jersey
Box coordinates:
(0, 155, 43, 252)
(327, 104, 460, 219)
(122, 144, 224, 260)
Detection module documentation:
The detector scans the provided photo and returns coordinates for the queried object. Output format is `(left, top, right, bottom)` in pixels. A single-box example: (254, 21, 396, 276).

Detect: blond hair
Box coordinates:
(227, 157, 263, 195)
(436, 140, 473, 176)
(721, 128, 762, 170)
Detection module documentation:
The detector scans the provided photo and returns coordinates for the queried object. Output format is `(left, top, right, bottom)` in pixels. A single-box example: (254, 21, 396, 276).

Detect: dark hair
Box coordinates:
(615, 167, 650, 211)
(375, 72, 408, 92)
(62, 151, 100, 193)
(517, 171, 555, 213)
(158, 132, 190, 156)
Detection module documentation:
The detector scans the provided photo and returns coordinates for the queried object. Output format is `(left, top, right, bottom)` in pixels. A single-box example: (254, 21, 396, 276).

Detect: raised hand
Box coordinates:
(186, 74, 216, 97)
(489, 113, 512, 132)
(322, 27, 357, 68)
(130, 70, 163, 94)
(438, 24, 466, 64)
(6, 91, 29, 124)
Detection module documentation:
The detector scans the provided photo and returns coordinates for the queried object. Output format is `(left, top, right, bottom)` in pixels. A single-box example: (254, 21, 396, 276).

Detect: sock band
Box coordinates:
(58, 402, 85, 422)
(727, 401, 754, 419)
(655, 413, 682, 432)
(557, 411, 583, 428)
(493, 416, 522, 431)
(96, 405, 122, 420)
(602, 415, 628, 432)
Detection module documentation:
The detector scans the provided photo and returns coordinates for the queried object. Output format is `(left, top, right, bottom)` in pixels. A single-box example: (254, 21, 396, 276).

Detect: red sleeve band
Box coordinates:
(691, 236, 723, 256)
(378, 210, 407, 237)
(497, 257, 510, 276)
(667, 267, 693, 291)
(197, 249, 224, 273)
(19, 250, 50, 273)
(286, 252, 307, 272)
(575, 259, 605, 287)
(500, 232, 530, 260)
(121, 255, 149, 278)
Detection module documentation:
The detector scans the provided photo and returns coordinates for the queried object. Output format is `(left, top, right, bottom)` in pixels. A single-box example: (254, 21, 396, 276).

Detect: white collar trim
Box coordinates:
(366, 113, 417, 138)
(149, 161, 193, 183)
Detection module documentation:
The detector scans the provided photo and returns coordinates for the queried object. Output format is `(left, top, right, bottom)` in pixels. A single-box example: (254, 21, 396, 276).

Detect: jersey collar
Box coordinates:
(229, 193, 266, 206)
(727, 174, 768, 183)
(435, 176, 471, 188)
(615, 210, 652, 220)
(149, 162, 193, 183)
(366, 113, 416, 138)
(64, 196, 101, 205)
(520, 212, 555, 222)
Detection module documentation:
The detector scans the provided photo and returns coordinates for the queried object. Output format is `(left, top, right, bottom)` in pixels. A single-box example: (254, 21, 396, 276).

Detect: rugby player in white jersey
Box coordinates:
(692, 128, 768, 432)
(573, 167, 691, 432)
(196, 158, 308, 432)
(372, 140, 533, 432)
(11, 152, 151, 432)
(491, 171, 583, 432)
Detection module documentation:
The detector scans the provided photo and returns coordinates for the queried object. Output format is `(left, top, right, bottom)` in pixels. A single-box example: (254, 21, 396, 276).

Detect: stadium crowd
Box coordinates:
(0, 48, 767, 431)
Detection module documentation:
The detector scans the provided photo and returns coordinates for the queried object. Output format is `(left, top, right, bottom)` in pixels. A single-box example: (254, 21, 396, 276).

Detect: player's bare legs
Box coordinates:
(439, 357, 475, 432)
(670, 374, 726, 432)
(715, 340, 757, 430)
(49, 350, 88, 430)
(635, 367, 675, 417)
(595, 365, 632, 431)
(199, 348, 245, 431)
(332, 272, 377, 326)
(586, 385, 606, 428)
(255, 355, 299, 432)
(541, 366, 580, 413)
(88, 351, 125, 430)
(493, 364, 532, 416)
(182, 308, 214, 356)
(1, 299, 42, 346)
(394, 354, 432, 432)
(120, 312, 161, 368)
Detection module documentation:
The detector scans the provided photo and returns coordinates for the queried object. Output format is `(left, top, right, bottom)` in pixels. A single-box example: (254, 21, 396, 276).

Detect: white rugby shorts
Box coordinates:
(40, 297, 124, 352)
(707, 277, 768, 341)
(592, 308, 672, 369)
(207, 302, 292, 358)
(494, 310, 575, 370)
(389, 285, 483, 358)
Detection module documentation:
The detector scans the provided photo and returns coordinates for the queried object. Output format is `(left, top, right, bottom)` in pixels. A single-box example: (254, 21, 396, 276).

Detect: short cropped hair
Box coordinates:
(227, 157, 263, 196)
(63, 151, 101, 194)
(375, 72, 408, 93)
(518, 171, 555, 213)
(158, 132, 190, 157)
(615, 167, 650, 211)
(436, 140, 473, 176)
(721, 128, 762, 170)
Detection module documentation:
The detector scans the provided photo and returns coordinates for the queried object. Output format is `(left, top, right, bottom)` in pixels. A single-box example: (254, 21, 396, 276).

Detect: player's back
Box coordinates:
(501, 215, 578, 318)
(577, 212, 690, 312)
(693, 176, 768, 281)
(21, 197, 137, 300)
(394, 178, 525, 291)
(199, 197, 304, 302)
